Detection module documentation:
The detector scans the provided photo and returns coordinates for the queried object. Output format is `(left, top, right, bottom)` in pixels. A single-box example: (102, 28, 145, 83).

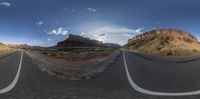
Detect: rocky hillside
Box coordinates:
(7, 44, 31, 49)
(0, 43, 32, 51)
(0, 43, 12, 51)
(125, 29, 200, 56)
(57, 34, 121, 48)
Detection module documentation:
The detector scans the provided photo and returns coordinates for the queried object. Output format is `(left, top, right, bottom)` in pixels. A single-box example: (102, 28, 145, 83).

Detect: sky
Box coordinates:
(1, 0, 200, 46)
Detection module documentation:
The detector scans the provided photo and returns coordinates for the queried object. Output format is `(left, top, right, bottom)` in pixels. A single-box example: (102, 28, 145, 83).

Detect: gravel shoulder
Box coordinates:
(26, 50, 120, 80)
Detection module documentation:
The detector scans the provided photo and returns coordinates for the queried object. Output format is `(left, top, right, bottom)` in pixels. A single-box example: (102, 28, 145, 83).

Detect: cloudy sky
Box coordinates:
(1, 0, 200, 46)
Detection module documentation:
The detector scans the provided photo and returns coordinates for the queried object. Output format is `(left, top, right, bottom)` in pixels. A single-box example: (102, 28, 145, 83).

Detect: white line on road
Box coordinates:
(123, 51, 200, 96)
(0, 51, 24, 94)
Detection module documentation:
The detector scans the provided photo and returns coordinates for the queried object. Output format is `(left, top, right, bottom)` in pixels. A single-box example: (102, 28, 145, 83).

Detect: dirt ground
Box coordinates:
(26, 49, 120, 80)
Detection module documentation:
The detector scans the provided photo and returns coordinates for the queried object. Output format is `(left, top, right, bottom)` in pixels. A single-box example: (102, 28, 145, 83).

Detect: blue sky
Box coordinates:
(0, 0, 200, 46)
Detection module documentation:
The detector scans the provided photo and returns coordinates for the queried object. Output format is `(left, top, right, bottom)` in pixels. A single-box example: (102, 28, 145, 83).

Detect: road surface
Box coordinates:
(1, 51, 200, 98)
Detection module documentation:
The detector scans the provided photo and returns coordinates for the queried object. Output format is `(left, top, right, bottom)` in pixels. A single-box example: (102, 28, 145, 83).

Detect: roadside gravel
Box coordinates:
(26, 51, 120, 80)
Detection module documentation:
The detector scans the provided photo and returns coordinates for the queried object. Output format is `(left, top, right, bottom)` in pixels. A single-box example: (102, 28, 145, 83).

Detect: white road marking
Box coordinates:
(0, 51, 24, 94)
(123, 51, 200, 96)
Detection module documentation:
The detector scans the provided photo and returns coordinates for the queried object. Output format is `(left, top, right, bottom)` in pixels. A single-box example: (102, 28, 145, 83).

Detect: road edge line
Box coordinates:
(0, 51, 24, 94)
(123, 51, 200, 96)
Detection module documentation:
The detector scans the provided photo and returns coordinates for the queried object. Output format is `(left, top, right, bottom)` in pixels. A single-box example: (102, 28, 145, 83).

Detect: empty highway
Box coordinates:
(1, 51, 200, 99)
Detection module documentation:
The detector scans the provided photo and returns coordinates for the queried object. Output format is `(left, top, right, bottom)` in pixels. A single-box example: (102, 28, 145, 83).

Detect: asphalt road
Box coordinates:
(0, 52, 20, 89)
(127, 52, 200, 92)
(1, 51, 200, 98)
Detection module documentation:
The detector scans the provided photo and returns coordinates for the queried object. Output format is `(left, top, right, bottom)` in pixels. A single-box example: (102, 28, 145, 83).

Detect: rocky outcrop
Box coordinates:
(7, 44, 31, 49)
(104, 43, 121, 48)
(57, 34, 107, 47)
(125, 29, 200, 56)
(57, 34, 121, 48)
(0, 43, 12, 51)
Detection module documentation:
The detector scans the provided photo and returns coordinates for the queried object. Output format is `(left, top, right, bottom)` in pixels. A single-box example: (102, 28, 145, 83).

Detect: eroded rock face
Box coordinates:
(0, 43, 32, 50)
(125, 29, 200, 56)
(57, 34, 107, 47)
(0, 43, 12, 51)
(56, 34, 121, 48)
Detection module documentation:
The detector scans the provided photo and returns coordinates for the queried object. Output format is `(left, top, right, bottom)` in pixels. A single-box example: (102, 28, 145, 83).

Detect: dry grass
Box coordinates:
(55, 52, 110, 62)
(41, 49, 115, 62)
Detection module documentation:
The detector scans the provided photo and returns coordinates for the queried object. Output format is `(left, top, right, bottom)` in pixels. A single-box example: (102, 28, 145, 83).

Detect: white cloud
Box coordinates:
(92, 26, 141, 35)
(82, 26, 143, 45)
(36, 21, 44, 26)
(135, 28, 142, 32)
(48, 28, 68, 35)
(0, 2, 11, 7)
(87, 8, 97, 12)
(71, 9, 76, 12)
(44, 30, 48, 32)
(97, 33, 106, 37)
(47, 38, 51, 41)
(64, 8, 67, 10)
(80, 32, 85, 35)
(30, 40, 45, 46)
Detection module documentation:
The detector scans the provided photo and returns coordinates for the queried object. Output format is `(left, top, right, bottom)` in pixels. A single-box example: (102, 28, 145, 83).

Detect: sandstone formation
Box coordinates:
(0, 43, 12, 51)
(125, 29, 200, 56)
(57, 34, 121, 48)
(0, 43, 31, 51)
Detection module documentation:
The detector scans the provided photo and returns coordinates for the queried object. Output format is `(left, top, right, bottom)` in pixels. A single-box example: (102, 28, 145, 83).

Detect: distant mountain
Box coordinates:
(104, 43, 121, 48)
(56, 34, 121, 48)
(7, 44, 31, 49)
(125, 29, 200, 56)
